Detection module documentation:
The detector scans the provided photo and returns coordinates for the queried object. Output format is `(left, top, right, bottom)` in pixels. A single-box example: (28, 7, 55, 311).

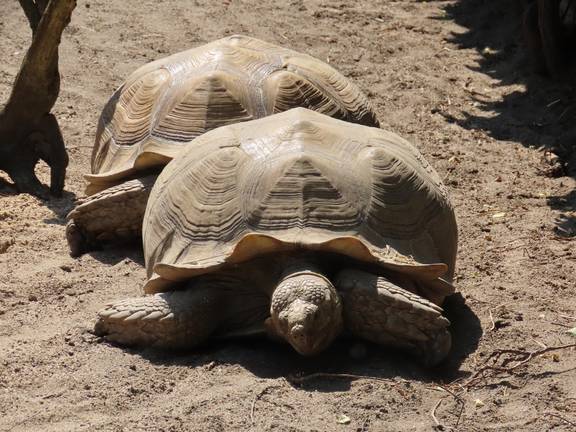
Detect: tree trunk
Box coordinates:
(538, 0, 564, 79)
(0, 0, 76, 197)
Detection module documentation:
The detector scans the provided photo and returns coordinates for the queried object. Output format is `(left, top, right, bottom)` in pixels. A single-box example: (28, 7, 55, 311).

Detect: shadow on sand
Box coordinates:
(443, 0, 576, 236)
(98, 292, 482, 392)
(0, 175, 77, 225)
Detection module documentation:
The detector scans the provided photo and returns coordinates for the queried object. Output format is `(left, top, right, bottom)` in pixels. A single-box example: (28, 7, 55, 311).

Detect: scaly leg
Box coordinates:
(335, 268, 451, 367)
(66, 175, 157, 256)
(94, 286, 221, 349)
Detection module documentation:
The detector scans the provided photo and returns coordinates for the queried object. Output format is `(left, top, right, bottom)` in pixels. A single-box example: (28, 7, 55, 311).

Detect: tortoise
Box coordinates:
(66, 35, 379, 257)
(94, 108, 458, 366)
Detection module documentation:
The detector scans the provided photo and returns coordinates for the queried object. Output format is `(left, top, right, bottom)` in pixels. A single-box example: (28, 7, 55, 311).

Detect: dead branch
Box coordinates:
(543, 411, 576, 427)
(250, 384, 283, 425)
(430, 384, 465, 430)
(463, 343, 576, 388)
(0, 0, 76, 196)
(287, 372, 403, 385)
(430, 398, 443, 428)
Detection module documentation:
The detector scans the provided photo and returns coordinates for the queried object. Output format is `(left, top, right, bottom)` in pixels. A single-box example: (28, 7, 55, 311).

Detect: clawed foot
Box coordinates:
(95, 289, 220, 349)
(336, 268, 452, 367)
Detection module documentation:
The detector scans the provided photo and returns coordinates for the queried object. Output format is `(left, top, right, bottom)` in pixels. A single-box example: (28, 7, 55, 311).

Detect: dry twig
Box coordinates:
(543, 411, 576, 427)
(287, 372, 400, 385)
(489, 309, 496, 331)
(463, 343, 576, 388)
(430, 398, 443, 428)
(250, 384, 283, 425)
(430, 385, 465, 430)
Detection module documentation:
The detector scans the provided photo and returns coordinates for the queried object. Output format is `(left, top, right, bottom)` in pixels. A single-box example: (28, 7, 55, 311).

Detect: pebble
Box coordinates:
(0, 239, 15, 254)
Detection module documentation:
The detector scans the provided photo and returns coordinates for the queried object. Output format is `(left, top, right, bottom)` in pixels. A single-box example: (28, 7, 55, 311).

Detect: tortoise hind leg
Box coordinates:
(66, 174, 157, 257)
(94, 287, 221, 349)
(335, 269, 451, 367)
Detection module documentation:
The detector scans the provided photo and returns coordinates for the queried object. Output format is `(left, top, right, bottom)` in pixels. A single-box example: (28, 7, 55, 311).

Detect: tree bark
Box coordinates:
(538, 0, 564, 79)
(0, 0, 76, 197)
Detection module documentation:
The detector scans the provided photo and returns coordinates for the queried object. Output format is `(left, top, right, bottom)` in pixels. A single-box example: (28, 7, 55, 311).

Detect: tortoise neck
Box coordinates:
(269, 256, 342, 356)
(280, 257, 327, 282)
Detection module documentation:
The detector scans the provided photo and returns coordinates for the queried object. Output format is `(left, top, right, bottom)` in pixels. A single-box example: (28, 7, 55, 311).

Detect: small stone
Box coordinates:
(494, 319, 510, 330)
(60, 265, 72, 272)
(28, 294, 38, 302)
(0, 239, 15, 254)
(129, 365, 137, 371)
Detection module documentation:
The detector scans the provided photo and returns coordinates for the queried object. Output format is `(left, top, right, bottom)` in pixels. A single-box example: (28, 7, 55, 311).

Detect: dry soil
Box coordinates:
(1, 1, 575, 431)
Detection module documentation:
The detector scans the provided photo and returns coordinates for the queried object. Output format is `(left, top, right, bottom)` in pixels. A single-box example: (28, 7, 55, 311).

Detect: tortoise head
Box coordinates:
(269, 269, 342, 356)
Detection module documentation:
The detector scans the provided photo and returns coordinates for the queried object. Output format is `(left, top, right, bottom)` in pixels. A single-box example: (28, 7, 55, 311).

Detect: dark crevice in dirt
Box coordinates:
(445, 0, 576, 235)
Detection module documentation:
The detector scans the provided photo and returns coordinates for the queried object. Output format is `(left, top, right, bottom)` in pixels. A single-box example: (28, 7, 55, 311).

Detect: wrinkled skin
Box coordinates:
(268, 272, 343, 355)
(94, 257, 451, 365)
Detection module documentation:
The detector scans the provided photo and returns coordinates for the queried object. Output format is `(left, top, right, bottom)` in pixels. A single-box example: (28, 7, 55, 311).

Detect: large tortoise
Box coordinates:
(66, 35, 378, 256)
(95, 108, 458, 366)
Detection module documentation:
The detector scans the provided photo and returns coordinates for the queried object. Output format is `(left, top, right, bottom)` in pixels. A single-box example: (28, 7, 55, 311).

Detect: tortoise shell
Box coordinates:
(142, 108, 457, 302)
(87, 35, 379, 193)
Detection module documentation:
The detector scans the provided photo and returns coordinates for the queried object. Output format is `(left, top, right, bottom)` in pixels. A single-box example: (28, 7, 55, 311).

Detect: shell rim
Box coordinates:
(144, 233, 455, 298)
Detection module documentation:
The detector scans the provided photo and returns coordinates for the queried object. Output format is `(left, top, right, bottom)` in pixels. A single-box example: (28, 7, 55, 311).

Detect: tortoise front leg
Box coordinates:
(66, 174, 157, 256)
(94, 286, 221, 349)
(335, 269, 451, 367)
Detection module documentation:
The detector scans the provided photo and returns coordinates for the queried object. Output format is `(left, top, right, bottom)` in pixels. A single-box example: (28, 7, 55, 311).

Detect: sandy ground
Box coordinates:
(1, 1, 575, 431)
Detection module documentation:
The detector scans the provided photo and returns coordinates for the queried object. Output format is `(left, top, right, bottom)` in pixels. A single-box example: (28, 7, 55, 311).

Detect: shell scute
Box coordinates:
(87, 36, 379, 192)
(143, 109, 457, 300)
